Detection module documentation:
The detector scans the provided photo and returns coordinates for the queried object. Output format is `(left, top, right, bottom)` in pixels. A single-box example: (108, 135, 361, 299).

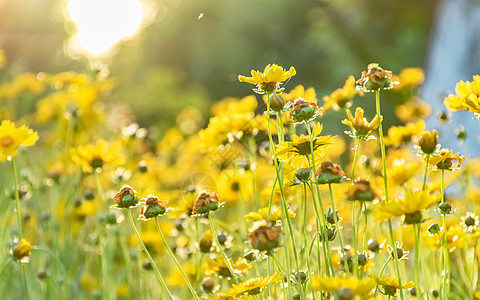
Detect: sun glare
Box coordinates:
(65, 0, 153, 58)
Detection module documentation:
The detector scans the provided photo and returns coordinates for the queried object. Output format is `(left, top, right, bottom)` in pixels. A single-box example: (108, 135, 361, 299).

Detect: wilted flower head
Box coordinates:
(138, 195, 169, 221)
(112, 185, 139, 209)
(356, 63, 396, 92)
(238, 64, 296, 94)
(315, 161, 347, 184)
(342, 107, 382, 140)
(248, 224, 282, 252)
(290, 98, 323, 124)
(192, 191, 220, 216)
(346, 180, 379, 202)
(0, 120, 38, 161)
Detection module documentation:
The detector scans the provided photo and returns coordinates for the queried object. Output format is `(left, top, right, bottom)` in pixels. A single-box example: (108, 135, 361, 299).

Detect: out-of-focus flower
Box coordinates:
(342, 107, 382, 140)
(346, 180, 380, 202)
(356, 63, 396, 92)
(323, 76, 363, 111)
(70, 140, 125, 173)
(376, 274, 414, 296)
(238, 64, 296, 94)
(0, 120, 38, 161)
(384, 121, 425, 147)
(248, 224, 282, 252)
(275, 123, 335, 168)
(395, 98, 431, 123)
(12, 238, 32, 263)
(0, 73, 44, 100)
(424, 223, 467, 252)
(244, 207, 296, 223)
(204, 257, 250, 278)
(391, 68, 425, 92)
(444, 75, 480, 113)
(315, 161, 347, 184)
(226, 273, 282, 296)
(428, 149, 464, 171)
(373, 190, 440, 223)
(310, 275, 375, 296)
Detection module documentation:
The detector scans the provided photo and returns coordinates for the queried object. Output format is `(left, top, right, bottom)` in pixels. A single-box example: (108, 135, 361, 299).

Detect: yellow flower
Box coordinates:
(238, 64, 296, 94)
(282, 85, 318, 104)
(0, 49, 5, 69)
(13, 238, 32, 262)
(444, 75, 480, 113)
(310, 275, 375, 296)
(387, 160, 418, 186)
(204, 257, 250, 278)
(384, 120, 425, 146)
(373, 190, 440, 223)
(376, 274, 414, 296)
(70, 140, 125, 173)
(395, 97, 431, 123)
(342, 107, 382, 140)
(244, 207, 296, 223)
(323, 76, 363, 111)
(391, 67, 425, 91)
(0, 120, 38, 161)
(428, 148, 464, 171)
(226, 273, 282, 296)
(424, 223, 467, 252)
(275, 123, 336, 168)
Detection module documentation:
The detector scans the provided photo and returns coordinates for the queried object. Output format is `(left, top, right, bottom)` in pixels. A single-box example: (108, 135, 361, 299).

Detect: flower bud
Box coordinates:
(404, 211, 423, 225)
(199, 230, 213, 253)
(368, 239, 380, 252)
(137, 160, 148, 173)
(464, 216, 476, 227)
(428, 223, 440, 235)
(346, 180, 379, 202)
(201, 277, 215, 293)
(269, 94, 285, 112)
(294, 168, 311, 183)
(338, 287, 355, 300)
(13, 238, 31, 262)
(438, 202, 452, 214)
(418, 130, 438, 155)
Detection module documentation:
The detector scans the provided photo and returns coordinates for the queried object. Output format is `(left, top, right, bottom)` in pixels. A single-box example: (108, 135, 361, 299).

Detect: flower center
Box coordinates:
(90, 157, 104, 169)
(0, 135, 14, 148)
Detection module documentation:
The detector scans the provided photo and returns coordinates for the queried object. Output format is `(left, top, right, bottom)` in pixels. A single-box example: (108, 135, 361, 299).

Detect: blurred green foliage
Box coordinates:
(0, 0, 436, 132)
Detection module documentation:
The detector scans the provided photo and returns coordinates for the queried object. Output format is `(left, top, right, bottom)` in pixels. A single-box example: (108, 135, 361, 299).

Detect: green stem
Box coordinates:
(11, 159, 30, 300)
(375, 89, 404, 300)
(422, 156, 430, 191)
(305, 123, 335, 276)
(100, 231, 109, 300)
(127, 210, 173, 299)
(351, 138, 361, 180)
(374, 258, 391, 297)
(414, 223, 422, 300)
(440, 169, 450, 299)
(155, 218, 199, 299)
(208, 212, 239, 284)
(352, 200, 359, 278)
(329, 184, 350, 277)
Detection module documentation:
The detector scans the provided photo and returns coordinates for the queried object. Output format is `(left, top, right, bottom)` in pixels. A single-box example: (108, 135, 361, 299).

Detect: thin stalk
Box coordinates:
(305, 123, 335, 276)
(155, 218, 199, 299)
(307, 182, 329, 277)
(352, 200, 359, 278)
(374, 258, 391, 297)
(351, 138, 361, 180)
(10, 159, 30, 300)
(127, 210, 173, 299)
(208, 212, 239, 284)
(375, 89, 404, 300)
(328, 184, 350, 277)
(422, 156, 430, 191)
(414, 223, 422, 300)
(440, 169, 450, 299)
(100, 231, 109, 300)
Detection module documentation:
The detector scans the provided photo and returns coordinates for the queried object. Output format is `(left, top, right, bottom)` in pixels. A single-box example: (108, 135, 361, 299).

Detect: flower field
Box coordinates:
(1, 49, 480, 300)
